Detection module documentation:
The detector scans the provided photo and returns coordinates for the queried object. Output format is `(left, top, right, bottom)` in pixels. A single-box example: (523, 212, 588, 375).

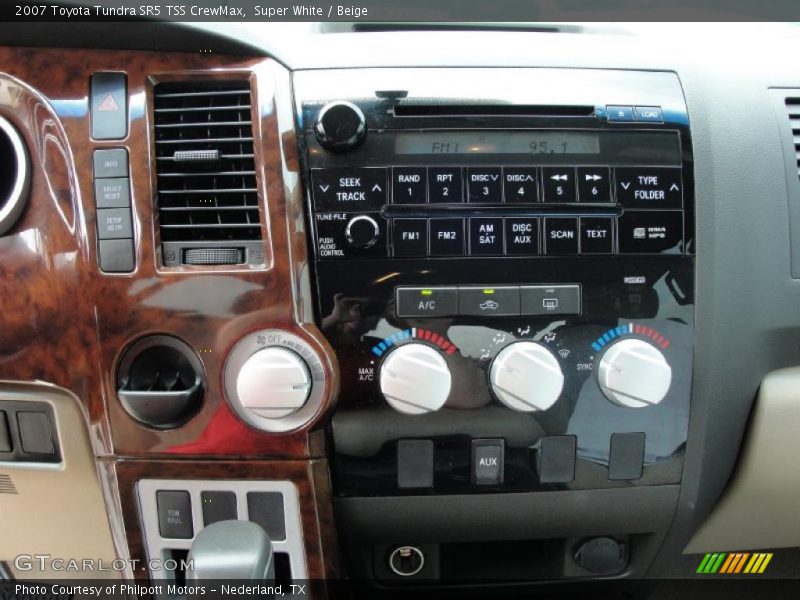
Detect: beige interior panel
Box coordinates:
(0, 381, 119, 579)
(685, 366, 800, 553)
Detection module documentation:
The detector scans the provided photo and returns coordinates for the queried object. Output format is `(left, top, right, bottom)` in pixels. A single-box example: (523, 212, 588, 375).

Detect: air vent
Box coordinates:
(0, 115, 30, 236)
(153, 80, 264, 266)
(785, 97, 800, 179)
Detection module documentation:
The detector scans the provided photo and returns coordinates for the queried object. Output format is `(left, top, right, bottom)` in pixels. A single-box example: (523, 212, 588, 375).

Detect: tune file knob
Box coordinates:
(489, 341, 565, 412)
(345, 215, 380, 249)
(236, 347, 312, 418)
(379, 343, 452, 415)
(597, 339, 672, 408)
(313, 100, 367, 152)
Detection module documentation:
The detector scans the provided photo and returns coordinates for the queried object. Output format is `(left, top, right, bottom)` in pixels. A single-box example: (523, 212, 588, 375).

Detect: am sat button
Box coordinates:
(396, 287, 458, 317)
(615, 167, 682, 209)
(459, 286, 520, 317)
(469, 217, 504, 255)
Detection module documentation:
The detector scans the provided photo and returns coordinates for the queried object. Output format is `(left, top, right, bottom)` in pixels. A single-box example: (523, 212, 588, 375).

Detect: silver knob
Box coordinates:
(379, 343, 452, 415)
(598, 339, 672, 408)
(236, 347, 311, 418)
(489, 342, 564, 412)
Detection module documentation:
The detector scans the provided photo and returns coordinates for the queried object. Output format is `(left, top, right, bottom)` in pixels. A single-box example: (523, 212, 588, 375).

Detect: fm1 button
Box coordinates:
(469, 218, 504, 255)
(580, 217, 614, 254)
(472, 439, 505, 486)
(503, 167, 539, 203)
(396, 286, 458, 318)
(429, 167, 463, 203)
(577, 167, 611, 202)
(544, 218, 579, 254)
(392, 219, 428, 257)
(505, 218, 539, 255)
(467, 167, 502, 203)
(542, 167, 576, 202)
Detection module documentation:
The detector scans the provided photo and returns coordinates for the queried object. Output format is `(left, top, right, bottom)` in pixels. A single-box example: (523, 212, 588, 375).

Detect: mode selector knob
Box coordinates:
(379, 343, 452, 415)
(345, 215, 380, 249)
(490, 342, 564, 412)
(236, 347, 311, 418)
(598, 339, 672, 408)
(314, 101, 367, 152)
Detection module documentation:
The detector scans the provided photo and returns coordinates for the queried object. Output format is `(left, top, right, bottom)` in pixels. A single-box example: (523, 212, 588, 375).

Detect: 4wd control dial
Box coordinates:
(379, 343, 452, 415)
(597, 339, 672, 408)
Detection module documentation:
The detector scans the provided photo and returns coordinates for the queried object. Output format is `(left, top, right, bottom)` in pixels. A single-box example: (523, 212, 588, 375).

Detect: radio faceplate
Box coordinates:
(294, 68, 694, 498)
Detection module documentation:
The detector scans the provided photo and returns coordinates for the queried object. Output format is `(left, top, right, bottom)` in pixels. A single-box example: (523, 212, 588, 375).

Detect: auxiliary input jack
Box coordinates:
(388, 545, 425, 577)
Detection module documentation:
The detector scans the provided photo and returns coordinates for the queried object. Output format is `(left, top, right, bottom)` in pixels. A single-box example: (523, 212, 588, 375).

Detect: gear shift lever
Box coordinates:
(186, 520, 274, 582)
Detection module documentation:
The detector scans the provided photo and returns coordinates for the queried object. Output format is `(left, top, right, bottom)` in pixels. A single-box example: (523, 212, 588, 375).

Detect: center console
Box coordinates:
(296, 67, 694, 586)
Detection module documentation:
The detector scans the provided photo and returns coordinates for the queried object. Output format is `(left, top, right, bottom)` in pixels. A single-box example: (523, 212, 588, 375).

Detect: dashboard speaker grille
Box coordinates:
(153, 80, 263, 257)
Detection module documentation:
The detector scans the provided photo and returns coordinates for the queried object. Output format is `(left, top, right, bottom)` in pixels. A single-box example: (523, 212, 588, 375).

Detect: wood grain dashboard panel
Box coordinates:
(0, 47, 338, 459)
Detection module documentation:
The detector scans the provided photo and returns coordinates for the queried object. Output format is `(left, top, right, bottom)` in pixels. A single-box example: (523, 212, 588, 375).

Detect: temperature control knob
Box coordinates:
(490, 342, 564, 412)
(236, 347, 311, 418)
(314, 101, 367, 152)
(598, 339, 672, 408)
(379, 343, 452, 415)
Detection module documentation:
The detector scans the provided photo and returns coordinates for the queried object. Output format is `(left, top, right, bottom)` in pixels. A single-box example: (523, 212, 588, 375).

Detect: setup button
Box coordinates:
(396, 287, 458, 318)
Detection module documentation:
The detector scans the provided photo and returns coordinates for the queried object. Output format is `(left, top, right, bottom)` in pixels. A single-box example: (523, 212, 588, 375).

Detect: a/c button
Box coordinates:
(396, 286, 458, 317)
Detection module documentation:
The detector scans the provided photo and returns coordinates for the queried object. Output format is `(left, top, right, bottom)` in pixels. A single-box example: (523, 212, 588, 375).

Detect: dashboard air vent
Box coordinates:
(785, 97, 800, 180)
(153, 80, 264, 266)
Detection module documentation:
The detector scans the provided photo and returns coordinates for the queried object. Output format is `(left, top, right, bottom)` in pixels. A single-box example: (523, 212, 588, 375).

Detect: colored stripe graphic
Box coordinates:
(697, 552, 773, 574)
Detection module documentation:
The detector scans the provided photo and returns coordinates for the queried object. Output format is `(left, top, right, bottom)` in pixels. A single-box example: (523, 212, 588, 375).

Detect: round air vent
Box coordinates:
(0, 115, 30, 236)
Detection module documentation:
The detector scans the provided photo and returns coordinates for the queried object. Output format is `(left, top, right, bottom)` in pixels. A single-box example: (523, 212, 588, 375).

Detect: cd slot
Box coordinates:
(382, 203, 621, 218)
(392, 104, 596, 117)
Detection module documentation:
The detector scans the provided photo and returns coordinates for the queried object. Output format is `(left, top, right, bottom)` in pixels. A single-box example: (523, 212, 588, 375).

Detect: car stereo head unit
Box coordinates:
(294, 68, 694, 498)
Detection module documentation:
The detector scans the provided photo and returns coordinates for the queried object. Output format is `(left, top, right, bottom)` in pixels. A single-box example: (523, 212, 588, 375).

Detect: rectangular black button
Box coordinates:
(505, 218, 539, 255)
(397, 439, 434, 489)
(312, 167, 387, 211)
(99, 239, 135, 273)
(459, 286, 520, 316)
(392, 219, 428, 257)
(94, 177, 130, 209)
(315, 212, 386, 259)
(201, 491, 238, 526)
(247, 492, 286, 541)
(539, 435, 576, 483)
(157, 490, 194, 539)
(392, 167, 427, 203)
(619, 211, 683, 254)
(0, 411, 12, 452)
(577, 167, 611, 202)
(609, 433, 645, 480)
(428, 167, 463, 203)
(396, 286, 458, 317)
(472, 439, 504, 486)
(429, 218, 464, 256)
(503, 167, 539, 203)
(615, 167, 682, 209)
(542, 167, 576, 202)
(93, 148, 129, 178)
(469, 217, 504, 255)
(96, 208, 133, 239)
(580, 217, 614, 254)
(91, 72, 127, 140)
(17, 412, 54, 455)
(467, 167, 502, 203)
(544, 218, 579, 254)
(520, 285, 581, 316)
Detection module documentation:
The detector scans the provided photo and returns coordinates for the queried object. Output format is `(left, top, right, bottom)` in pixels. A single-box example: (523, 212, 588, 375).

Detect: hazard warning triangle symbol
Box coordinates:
(97, 94, 119, 112)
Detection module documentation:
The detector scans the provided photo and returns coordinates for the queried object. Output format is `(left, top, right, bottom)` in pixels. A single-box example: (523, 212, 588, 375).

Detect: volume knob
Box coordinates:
(379, 343, 452, 415)
(314, 101, 367, 152)
(490, 342, 564, 412)
(597, 339, 672, 408)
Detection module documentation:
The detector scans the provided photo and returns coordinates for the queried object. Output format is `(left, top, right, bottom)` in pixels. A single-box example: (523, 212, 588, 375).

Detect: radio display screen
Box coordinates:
(395, 131, 601, 155)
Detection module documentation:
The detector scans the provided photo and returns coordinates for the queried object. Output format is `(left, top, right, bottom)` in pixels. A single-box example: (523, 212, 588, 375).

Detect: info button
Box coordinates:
(396, 287, 458, 318)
